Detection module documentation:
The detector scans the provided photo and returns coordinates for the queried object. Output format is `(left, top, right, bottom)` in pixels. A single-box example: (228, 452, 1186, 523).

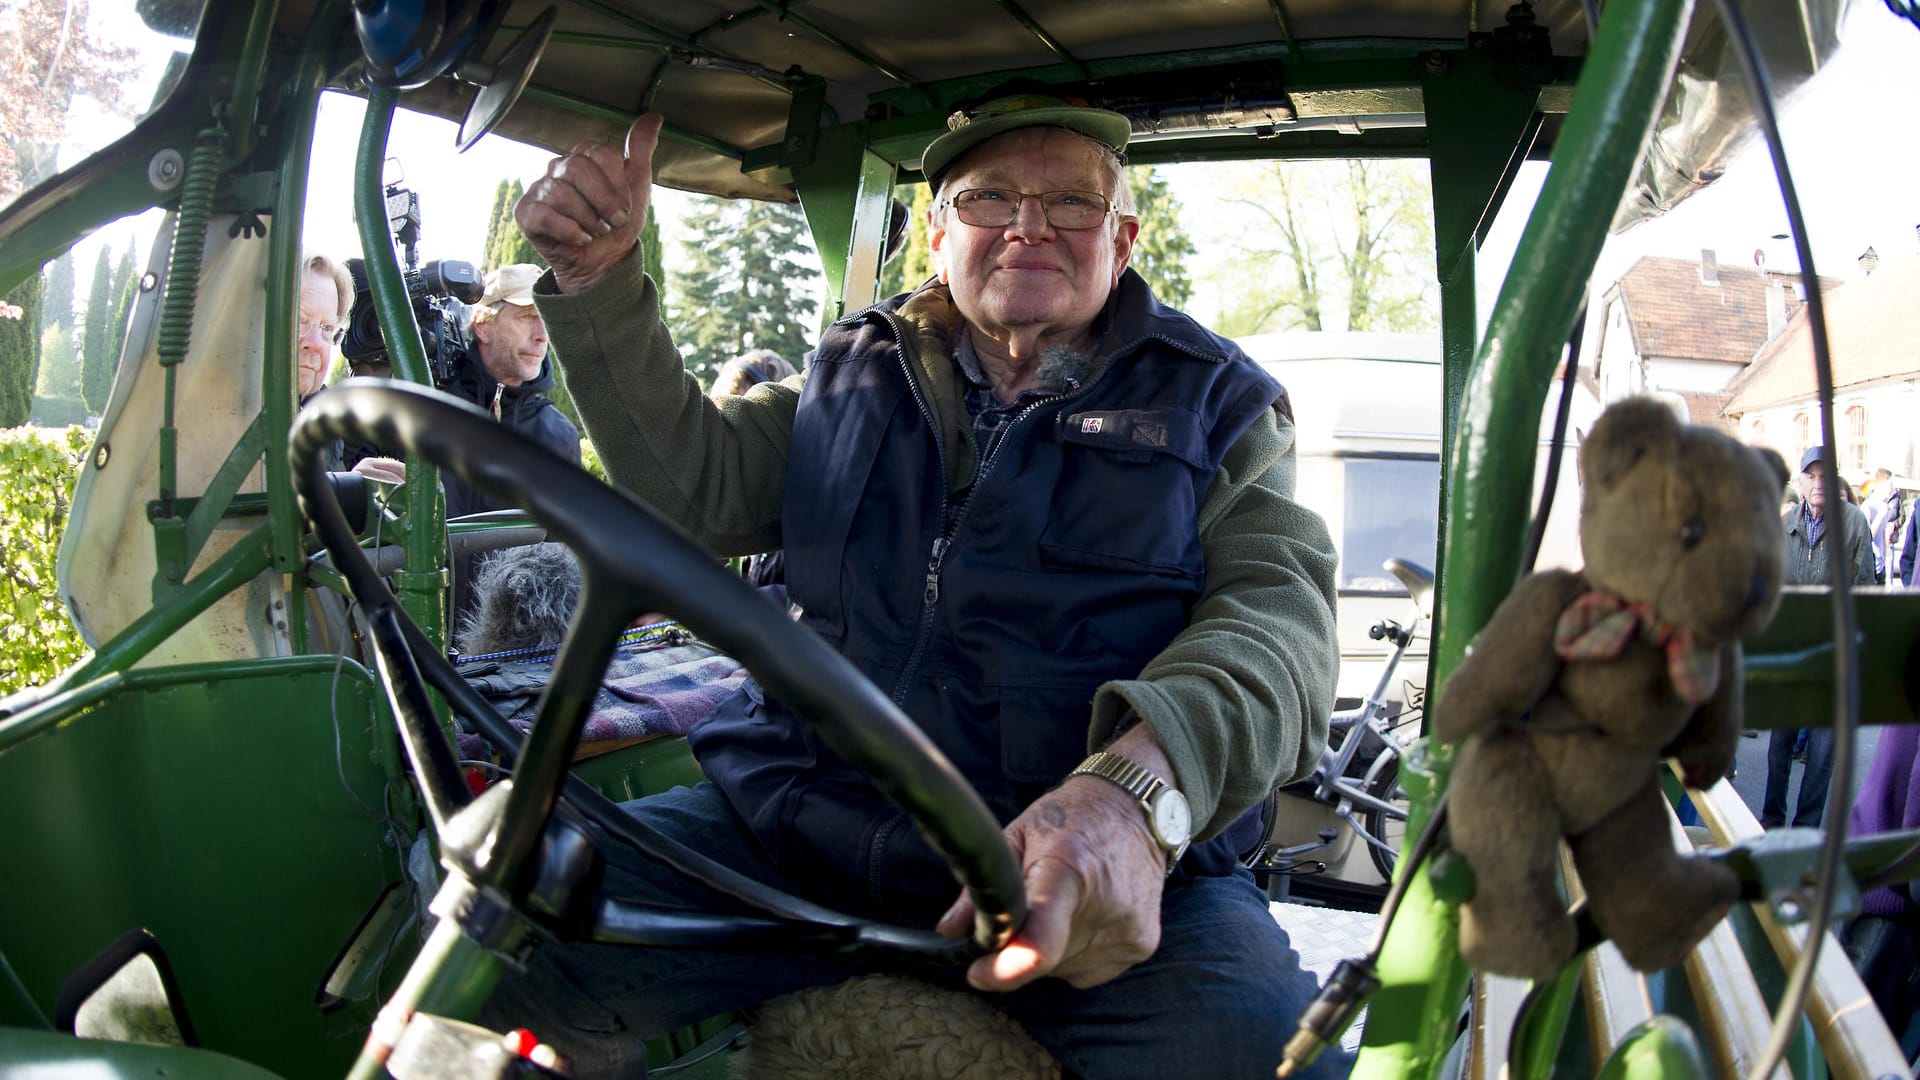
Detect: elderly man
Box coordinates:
(438, 264, 581, 617)
(499, 96, 1341, 1077)
(1763, 446, 1877, 830)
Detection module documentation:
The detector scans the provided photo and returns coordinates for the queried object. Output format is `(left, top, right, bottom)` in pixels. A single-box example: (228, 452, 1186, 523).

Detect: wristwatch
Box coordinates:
(1068, 750, 1193, 873)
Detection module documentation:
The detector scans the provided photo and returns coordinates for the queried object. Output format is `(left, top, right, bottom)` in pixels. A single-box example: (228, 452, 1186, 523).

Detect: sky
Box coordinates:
(43, 0, 1920, 342)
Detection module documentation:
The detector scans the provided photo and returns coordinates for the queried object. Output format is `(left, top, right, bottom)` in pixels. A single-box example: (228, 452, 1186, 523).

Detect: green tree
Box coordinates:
(78, 245, 114, 399)
(1210, 159, 1436, 337)
(0, 275, 45, 427)
(877, 185, 935, 298)
(639, 212, 663, 284)
(482, 179, 515, 270)
(1126, 166, 1195, 308)
(0, 426, 92, 692)
(35, 326, 78, 397)
(93, 242, 137, 412)
(481, 179, 545, 272)
(43, 254, 76, 337)
(671, 197, 819, 385)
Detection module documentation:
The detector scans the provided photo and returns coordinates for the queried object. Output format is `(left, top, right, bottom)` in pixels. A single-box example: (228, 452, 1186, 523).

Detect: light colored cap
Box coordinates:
(920, 93, 1132, 190)
(480, 263, 542, 307)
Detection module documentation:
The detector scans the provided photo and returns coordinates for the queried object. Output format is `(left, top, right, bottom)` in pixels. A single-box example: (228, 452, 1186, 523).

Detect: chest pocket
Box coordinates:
(1038, 407, 1209, 579)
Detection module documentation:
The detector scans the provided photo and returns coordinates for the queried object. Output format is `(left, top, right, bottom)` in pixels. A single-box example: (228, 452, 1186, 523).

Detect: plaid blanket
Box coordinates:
(456, 630, 749, 757)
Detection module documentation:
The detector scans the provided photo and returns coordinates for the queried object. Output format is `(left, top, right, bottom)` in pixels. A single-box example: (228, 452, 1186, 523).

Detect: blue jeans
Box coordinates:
(481, 783, 1352, 1079)
(1761, 727, 1834, 828)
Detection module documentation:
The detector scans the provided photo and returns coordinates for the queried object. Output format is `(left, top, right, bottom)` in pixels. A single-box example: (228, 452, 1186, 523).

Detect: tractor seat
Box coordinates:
(738, 974, 1061, 1080)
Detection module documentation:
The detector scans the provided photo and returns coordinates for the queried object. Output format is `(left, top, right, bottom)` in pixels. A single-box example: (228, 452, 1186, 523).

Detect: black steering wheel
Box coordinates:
(290, 379, 1025, 958)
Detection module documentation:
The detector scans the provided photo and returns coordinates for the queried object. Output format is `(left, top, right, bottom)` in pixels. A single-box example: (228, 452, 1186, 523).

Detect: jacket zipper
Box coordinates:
(491, 383, 506, 421)
(877, 310, 1116, 708)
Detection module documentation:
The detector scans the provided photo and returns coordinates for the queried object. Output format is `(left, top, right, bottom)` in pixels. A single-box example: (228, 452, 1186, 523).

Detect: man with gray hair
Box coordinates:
(504, 94, 1342, 1077)
(441, 264, 581, 617)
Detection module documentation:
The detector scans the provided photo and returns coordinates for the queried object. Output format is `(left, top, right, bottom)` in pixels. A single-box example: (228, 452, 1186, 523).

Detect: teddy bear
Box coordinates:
(1432, 395, 1788, 981)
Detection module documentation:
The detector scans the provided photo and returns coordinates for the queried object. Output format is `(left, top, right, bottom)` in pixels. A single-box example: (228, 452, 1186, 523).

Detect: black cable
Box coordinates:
(1519, 304, 1586, 577)
(1705, 2, 1862, 1077)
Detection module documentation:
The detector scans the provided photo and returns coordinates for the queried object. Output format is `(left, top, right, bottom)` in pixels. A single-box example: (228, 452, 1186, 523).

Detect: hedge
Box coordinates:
(0, 426, 91, 696)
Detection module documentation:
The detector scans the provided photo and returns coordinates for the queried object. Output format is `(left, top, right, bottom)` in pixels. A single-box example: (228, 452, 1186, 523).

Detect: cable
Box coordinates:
(1519, 304, 1586, 577)
(1704, 2, 1862, 1077)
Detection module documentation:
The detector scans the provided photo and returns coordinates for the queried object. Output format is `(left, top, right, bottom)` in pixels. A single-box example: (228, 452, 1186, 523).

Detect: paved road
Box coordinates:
(1728, 724, 1882, 826)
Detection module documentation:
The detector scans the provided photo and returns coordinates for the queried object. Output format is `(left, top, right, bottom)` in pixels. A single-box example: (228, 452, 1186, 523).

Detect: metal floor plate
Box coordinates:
(1272, 901, 1380, 1054)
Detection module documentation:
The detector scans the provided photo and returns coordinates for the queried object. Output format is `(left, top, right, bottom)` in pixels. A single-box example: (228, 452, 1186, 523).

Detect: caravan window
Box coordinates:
(1339, 454, 1439, 594)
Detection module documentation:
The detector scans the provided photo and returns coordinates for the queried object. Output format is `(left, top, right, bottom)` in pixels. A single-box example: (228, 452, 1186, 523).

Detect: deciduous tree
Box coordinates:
(1, 0, 139, 199)
(1209, 159, 1436, 337)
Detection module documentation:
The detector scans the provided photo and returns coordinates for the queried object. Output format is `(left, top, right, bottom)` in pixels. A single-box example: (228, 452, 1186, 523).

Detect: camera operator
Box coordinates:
(441, 263, 583, 619)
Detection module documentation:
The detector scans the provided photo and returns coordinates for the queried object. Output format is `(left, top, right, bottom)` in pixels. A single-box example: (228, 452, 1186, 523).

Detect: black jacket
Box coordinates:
(440, 342, 581, 620)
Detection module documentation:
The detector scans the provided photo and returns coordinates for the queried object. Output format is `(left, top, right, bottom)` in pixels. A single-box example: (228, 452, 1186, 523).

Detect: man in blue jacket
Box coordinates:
(500, 97, 1342, 1078)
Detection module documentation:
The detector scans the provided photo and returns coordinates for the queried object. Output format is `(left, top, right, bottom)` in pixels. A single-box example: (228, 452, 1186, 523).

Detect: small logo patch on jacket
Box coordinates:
(1081, 416, 1104, 434)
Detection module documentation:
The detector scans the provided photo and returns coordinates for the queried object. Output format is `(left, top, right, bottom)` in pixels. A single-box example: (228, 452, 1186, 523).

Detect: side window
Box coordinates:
(1339, 455, 1439, 593)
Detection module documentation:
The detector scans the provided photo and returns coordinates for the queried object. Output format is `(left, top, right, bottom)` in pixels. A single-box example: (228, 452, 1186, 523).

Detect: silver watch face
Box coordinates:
(1149, 789, 1192, 848)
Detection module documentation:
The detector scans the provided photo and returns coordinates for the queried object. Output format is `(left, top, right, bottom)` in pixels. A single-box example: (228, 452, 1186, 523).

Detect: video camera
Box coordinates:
(341, 180, 483, 388)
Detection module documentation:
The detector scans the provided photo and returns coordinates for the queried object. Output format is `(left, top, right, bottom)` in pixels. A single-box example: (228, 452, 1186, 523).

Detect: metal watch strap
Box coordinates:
(1070, 751, 1166, 803)
(1068, 750, 1185, 872)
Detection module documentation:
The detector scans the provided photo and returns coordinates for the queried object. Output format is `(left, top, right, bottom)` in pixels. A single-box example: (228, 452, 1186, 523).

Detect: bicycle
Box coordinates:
(1248, 558, 1433, 891)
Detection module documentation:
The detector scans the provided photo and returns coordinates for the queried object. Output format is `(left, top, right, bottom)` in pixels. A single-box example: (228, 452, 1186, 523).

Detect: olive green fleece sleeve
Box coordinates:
(532, 248, 800, 556)
(1087, 406, 1340, 839)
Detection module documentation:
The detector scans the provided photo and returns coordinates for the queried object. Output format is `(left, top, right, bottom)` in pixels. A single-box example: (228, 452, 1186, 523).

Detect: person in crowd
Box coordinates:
(494, 95, 1343, 1077)
(1839, 721, 1920, 1058)
(708, 349, 797, 399)
(1899, 495, 1918, 588)
(1763, 446, 1877, 830)
(708, 349, 798, 588)
(1864, 466, 1901, 586)
(297, 253, 404, 481)
(440, 263, 582, 619)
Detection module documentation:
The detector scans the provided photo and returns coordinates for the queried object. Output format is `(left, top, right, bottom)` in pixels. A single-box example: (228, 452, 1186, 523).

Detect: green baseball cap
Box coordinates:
(920, 93, 1133, 190)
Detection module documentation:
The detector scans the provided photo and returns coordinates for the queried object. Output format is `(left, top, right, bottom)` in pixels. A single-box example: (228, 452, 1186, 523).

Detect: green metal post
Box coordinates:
(355, 87, 449, 651)
(1354, 0, 1695, 1076)
(266, 10, 336, 574)
(793, 123, 896, 322)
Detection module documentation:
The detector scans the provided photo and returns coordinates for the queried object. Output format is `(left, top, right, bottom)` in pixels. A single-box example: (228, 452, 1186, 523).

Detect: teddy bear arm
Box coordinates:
(1432, 571, 1581, 741)
(1665, 646, 1745, 791)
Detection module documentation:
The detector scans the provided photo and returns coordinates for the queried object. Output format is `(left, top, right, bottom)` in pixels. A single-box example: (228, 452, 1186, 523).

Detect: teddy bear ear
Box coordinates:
(1754, 446, 1790, 489)
(1580, 396, 1681, 491)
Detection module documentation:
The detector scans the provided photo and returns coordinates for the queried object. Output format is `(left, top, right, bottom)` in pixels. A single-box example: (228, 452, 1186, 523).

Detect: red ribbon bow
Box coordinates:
(1552, 589, 1721, 706)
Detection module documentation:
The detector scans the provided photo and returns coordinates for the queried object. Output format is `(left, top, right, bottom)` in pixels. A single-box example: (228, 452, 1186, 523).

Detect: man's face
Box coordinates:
(297, 270, 343, 398)
(928, 128, 1139, 347)
(473, 302, 548, 387)
(1798, 461, 1826, 516)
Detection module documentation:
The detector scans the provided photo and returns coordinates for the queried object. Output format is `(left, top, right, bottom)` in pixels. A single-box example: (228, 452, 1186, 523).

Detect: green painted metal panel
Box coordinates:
(0, 659, 409, 1079)
(0, 1027, 288, 1079)
(794, 124, 896, 321)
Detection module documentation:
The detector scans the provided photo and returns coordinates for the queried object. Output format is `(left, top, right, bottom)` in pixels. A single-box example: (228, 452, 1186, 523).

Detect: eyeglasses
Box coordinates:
(297, 315, 345, 345)
(943, 188, 1117, 230)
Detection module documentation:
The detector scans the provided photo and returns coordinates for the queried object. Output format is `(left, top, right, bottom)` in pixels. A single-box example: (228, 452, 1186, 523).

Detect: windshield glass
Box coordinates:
(1, 0, 203, 214)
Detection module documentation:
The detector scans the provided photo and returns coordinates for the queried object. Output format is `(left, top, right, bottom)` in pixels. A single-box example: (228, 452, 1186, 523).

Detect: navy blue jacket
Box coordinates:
(688, 275, 1282, 919)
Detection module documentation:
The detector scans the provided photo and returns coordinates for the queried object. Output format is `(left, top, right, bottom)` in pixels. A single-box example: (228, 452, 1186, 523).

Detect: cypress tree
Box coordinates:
(79, 246, 114, 407)
(96, 243, 137, 411)
(0, 273, 45, 427)
(43, 254, 76, 337)
(482, 179, 513, 270)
